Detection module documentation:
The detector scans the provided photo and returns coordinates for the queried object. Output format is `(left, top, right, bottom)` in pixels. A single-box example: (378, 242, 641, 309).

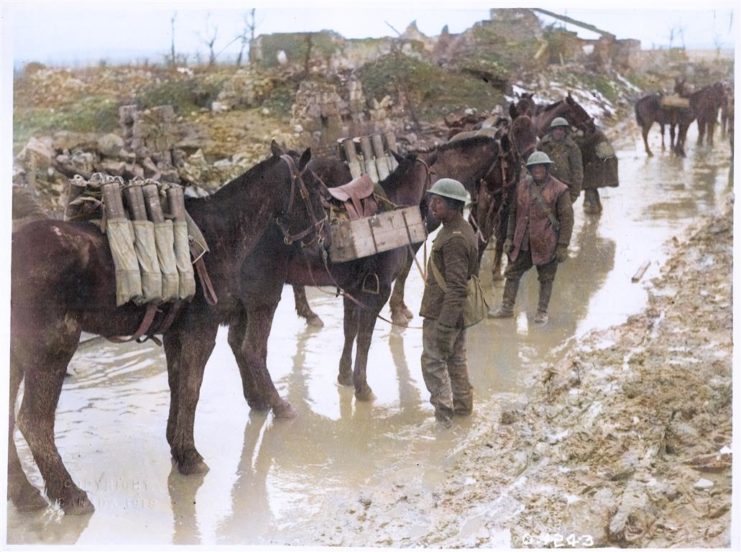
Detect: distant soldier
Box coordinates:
(419, 178, 478, 427)
(539, 117, 583, 203)
(488, 152, 574, 325)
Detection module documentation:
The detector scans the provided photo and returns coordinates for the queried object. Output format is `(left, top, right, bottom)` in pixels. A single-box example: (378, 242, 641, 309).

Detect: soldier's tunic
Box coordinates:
(505, 173, 574, 281)
(419, 213, 478, 420)
(539, 134, 583, 203)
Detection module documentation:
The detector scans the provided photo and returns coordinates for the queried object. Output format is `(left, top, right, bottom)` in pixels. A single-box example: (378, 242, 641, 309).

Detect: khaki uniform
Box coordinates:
(539, 134, 583, 203)
(419, 213, 478, 422)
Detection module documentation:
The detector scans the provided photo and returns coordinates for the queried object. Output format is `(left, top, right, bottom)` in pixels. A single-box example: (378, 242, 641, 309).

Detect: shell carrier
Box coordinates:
(65, 173, 217, 345)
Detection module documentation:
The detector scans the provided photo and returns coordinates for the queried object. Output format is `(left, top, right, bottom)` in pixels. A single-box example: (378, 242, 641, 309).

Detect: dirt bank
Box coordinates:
(308, 196, 733, 548)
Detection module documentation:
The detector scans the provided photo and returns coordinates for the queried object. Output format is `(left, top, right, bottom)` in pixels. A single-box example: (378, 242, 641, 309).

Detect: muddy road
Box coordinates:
(6, 121, 733, 546)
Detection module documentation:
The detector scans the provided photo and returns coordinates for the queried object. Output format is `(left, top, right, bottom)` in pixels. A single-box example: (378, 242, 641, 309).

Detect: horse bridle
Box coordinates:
(275, 154, 328, 247)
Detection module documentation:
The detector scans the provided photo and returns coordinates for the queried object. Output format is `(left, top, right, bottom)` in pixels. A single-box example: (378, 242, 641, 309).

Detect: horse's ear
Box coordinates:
(391, 149, 404, 164)
(566, 93, 574, 104)
(500, 133, 511, 152)
(298, 148, 312, 171)
(270, 140, 283, 158)
(509, 103, 518, 119)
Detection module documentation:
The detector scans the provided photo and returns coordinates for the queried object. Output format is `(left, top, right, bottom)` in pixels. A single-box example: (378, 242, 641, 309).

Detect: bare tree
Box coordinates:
(197, 13, 219, 67)
(169, 12, 178, 67)
(234, 8, 258, 67)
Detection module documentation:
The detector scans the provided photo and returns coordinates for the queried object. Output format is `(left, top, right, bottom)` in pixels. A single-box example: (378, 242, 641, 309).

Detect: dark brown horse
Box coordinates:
(689, 81, 728, 147)
(484, 114, 537, 281)
(387, 134, 515, 324)
(635, 78, 693, 156)
(227, 152, 431, 404)
(531, 92, 596, 136)
(8, 143, 327, 514)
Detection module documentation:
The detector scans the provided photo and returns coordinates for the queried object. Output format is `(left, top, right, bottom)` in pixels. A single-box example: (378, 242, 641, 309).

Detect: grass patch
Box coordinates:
(13, 96, 119, 153)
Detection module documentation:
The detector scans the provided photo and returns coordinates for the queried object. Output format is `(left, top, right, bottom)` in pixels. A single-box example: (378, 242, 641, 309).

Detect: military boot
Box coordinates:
(584, 189, 603, 214)
(488, 278, 519, 318)
(534, 279, 554, 325)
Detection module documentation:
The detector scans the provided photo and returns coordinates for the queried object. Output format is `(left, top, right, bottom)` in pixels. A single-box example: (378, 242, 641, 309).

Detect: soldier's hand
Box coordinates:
(555, 244, 569, 263)
(436, 323, 457, 357)
(504, 238, 514, 254)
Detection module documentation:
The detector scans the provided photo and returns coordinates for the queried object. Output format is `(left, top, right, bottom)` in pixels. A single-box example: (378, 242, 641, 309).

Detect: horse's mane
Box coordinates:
(436, 134, 496, 152)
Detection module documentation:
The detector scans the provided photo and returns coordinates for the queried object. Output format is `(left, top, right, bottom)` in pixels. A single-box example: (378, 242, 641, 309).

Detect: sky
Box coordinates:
(1, 0, 738, 67)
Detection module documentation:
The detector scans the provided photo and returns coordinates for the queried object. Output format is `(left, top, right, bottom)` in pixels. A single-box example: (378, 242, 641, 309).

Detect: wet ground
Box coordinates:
(5, 121, 733, 546)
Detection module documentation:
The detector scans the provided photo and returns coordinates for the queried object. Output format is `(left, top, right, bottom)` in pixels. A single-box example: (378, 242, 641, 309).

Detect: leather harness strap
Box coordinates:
(195, 257, 218, 305)
(106, 302, 159, 344)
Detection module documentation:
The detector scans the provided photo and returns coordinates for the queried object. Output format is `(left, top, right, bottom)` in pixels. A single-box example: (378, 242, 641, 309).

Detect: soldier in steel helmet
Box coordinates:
(488, 151, 574, 325)
(419, 178, 479, 427)
(539, 117, 583, 203)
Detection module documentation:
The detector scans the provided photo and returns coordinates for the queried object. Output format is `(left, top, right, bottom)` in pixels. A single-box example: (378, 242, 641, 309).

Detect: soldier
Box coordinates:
(419, 178, 479, 427)
(539, 117, 583, 203)
(487, 151, 574, 325)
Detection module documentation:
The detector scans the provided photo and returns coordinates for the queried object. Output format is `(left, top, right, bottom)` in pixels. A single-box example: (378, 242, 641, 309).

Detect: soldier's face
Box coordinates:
(552, 128, 566, 141)
(529, 165, 548, 182)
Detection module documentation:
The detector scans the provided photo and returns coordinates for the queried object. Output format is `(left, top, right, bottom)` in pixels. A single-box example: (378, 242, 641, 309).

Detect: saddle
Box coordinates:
(327, 174, 378, 220)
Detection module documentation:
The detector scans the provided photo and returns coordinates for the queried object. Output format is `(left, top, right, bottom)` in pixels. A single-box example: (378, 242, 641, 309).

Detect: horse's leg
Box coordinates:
(697, 119, 706, 146)
(642, 124, 653, 157)
(165, 317, 217, 476)
(707, 118, 716, 146)
(338, 296, 359, 386)
(660, 123, 666, 150)
(242, 300, 297, 419)
(292, 285, 323, 328)
(226, 307, 270, 411)
(353, 289, 390, 401)
(492, 212, 508, 282)
(388, 250, 414, 324)
(15, 317, 92, 514)
(7, 353, 47, 511)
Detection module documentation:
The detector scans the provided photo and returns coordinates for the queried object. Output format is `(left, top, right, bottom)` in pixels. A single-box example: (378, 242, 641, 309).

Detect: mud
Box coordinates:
(324, 198, 733, 548)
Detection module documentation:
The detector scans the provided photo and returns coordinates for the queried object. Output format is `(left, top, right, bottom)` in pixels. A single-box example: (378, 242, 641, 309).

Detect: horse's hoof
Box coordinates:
(401, 306, 414, 320)
(337, 371, 353, 386)
(175, 451, 210, 476)
(306, 315, 324, 328)
(272, 400, 297, 419)
(246, 397, 272, 412)
(355, 386, 376, 402)
(60, 490, 95, 515)
(391, 312, 410, 327)
(10, 484, 48, 512)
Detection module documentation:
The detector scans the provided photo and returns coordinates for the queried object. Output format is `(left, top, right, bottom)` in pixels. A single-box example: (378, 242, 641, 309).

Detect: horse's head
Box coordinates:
(565, 93, 596, 133)
(382, 150, 431, 207)
(270, 140, 329, 249)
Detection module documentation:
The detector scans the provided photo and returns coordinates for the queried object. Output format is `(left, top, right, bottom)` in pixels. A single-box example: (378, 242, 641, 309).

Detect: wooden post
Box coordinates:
(359, 135, 379, 182)
(631, 260, 650, 283)
(372, 134, 390, 181)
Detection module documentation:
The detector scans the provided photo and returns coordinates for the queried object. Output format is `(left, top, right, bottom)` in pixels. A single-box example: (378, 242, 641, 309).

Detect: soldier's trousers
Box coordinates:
(504, 251, 558, 283)
(421, 319, 473, 420)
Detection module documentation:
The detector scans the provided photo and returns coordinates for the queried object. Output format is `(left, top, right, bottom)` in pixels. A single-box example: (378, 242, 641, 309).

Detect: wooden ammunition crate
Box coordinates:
(660, 95, 690, 109)
(329, 206, 427, 262)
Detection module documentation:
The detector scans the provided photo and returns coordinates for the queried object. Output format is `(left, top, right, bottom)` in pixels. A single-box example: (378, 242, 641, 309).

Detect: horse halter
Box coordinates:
(275, 154, 328, 248)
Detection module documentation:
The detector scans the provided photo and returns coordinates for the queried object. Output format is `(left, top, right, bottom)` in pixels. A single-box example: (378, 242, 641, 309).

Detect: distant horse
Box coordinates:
(675, 81, 729, 156)
(634, 78, 693, 156)
(9, 143, 327, 514)
(229, 151, 431, 404)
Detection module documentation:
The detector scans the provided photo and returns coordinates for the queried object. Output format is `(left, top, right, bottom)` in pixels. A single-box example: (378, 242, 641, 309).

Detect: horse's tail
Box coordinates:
(634, 98, 647, 128)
